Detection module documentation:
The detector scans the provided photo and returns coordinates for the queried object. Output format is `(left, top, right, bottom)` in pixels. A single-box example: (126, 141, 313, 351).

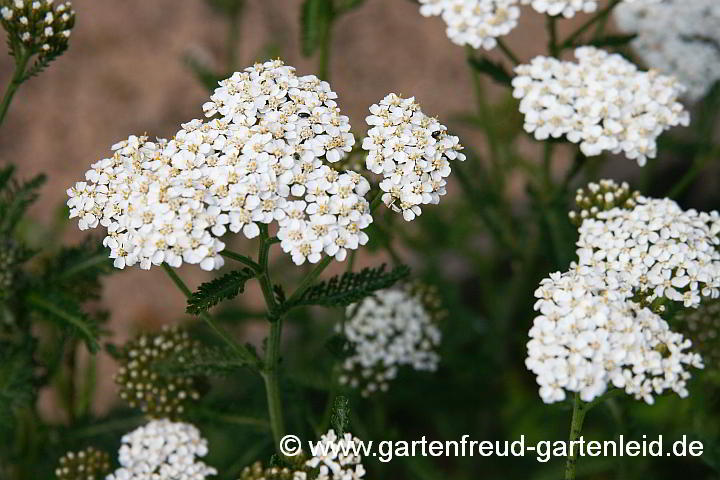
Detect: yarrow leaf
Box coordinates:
(26, 291, 101, 353)
(186, 268, 256, 314)
(154, 345, 252, 377)
(468, 56, 512, 87)
(283, 264, 411, 311)
(329, 395, 350, 436)
(587, 34, 638, 48)
(0, 166, 46, 234)
(0, 342, 36, 433)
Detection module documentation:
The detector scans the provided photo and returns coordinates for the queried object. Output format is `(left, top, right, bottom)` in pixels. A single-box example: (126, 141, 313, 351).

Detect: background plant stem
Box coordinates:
(0, 50, 30, 127)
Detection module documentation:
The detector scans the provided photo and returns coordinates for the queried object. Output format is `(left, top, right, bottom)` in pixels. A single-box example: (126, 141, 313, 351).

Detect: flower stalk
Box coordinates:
(0, 49, 30, 127)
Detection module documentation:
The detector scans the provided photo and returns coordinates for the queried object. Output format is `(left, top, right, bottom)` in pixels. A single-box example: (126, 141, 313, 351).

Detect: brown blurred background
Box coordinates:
(0, 0, 607, 415)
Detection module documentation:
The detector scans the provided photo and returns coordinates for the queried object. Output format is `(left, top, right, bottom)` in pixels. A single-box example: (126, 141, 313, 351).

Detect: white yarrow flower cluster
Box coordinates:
(527, 269, 703, 404)
(615, 0, 720, 101)
(67, 60, 373, 270)
(520, 0, 597, 18)
(512, 47, 689, 165)
(577, 196, 720, 308)
(302, 429, 366, 480)
(106, 419, 216, 480)
(417, 0, 521, 50)
(338, 284, 443, 396)
(362, 93, 465, 221)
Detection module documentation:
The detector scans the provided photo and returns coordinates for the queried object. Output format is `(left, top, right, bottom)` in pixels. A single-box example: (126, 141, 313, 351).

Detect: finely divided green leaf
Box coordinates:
(154, 345, 250, 377)
(0, 168, 46, 234)
(186, 268, 256, 314)
(468, 57, 513, 87)
(26, 292, 101, 353)
(285, 264, 411, 310)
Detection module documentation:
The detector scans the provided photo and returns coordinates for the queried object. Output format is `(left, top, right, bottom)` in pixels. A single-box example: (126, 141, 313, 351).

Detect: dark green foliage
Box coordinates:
(283, 264, 410, 311)
(0, 342, 35, 432)
(329, 395, 349, 436)
(26, 291, 101, 353)
(587, 34, 638, 48)
(155, 345, 252, 377)
(301, 0, 334, 56)
(0, 165, 46, 234)
(187, 268, 256, 314)
(41, 237, 113, 301)
(468, 56, 513, 87)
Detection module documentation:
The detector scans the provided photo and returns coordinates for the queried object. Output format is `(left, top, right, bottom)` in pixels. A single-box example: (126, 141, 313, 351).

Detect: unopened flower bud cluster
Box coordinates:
(615, 0, 720, 101)
(303, 429, 366, 480)
(527, 268, 703, 404)
(569, 179, 639, 226)
(512, 47, 689, 165)
(0, 0, 74, 57)
(239, 459, 307, 480)
(362, 93, 465, 221)
(67, 60, 373, 270)
(106, 419, 217, 480)
(115, 326, 202, 419)
(338, 283, 443, 396)
(55, 447, 110, 480)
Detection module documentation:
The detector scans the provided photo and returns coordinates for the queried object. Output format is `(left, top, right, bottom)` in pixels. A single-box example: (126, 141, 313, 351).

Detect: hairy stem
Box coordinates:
(564, 393, 588, 480)
(0, 49, 31, 127)
(220, 249, 261, 272)
(547, 16, 559, 57)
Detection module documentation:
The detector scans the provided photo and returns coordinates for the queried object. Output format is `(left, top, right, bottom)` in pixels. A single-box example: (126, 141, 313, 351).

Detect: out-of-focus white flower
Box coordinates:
(55, 447, 110, 480)
(520, 0, 597, 18)
(512, 47, 689, 165)
(338, 283, 444, 397)
(417, 0, 521, 50)
(576, 196, 720, 309)
(615, 0, 720, 102)
(303, 429, 366, 480)
(362, 93, 465, 221)
(527, 268, 703, 404)
(67, 60, 373, 270)
(106, 419, 217, 480)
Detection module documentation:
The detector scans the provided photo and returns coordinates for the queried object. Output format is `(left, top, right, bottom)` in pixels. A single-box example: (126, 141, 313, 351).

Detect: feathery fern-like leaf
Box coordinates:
(284, 264, 410, 311)
(186, 268, 256, 314)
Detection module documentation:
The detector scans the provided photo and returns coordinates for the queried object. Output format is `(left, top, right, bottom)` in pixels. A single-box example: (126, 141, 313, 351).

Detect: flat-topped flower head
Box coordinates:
(304, 429, 366, 480)
(576, 196, 720, 309)
(114, 325, 203, 419)
(569, 179, 640, 226)
(417, 0, 521, 50)
(512, 47, 689, 165)
(615, 0, 720, 101)
(520, 0, 597, 17)
(106, 419, 217, 480)
(1, 0, 75, 59)
(55, 447, 110, 480)
(338, 282, 444, 396)
(67, 61, 373, 269)
(362, 93, 465, 221)
(527, 268, 703, 404)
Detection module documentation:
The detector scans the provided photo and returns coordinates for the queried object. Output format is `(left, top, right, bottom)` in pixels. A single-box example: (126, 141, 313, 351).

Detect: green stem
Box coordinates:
(318, 24, 332, 81)
(160, 264, 260, 368)
(547, 16, 559, 57)
(288, 256, 334, 304)
(564, 393, 588, 480)
(560, 0, 623, 50)
(0, 49, 30, 127)
(370, 191, 384, 212)
(220, 249, 261, 272)
(255, 224, 286, 452)
(226, 1, 244, 71)
(496, 38, 520, 65)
